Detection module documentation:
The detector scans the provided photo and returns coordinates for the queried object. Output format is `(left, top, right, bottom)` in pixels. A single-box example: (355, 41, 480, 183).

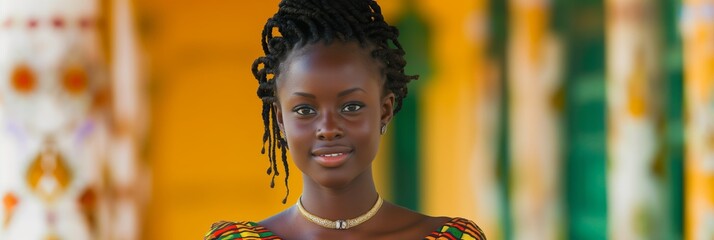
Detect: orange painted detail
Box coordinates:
(2, 19, 11, 28)
(62, 66, 88, 95)
(626, 53, 648, 118)
(79, 188, 97, 231)
(27, 19, 38, 28)
(513, 3, 548, 64)
(3, 193, 18, 228)
(79, 188, 96, 209)
(52, 17, 65, 29)
(26, 148, 72, 201)
(79, 18, 93, 29)
(11, 64, 36, 94)
(45, 234, 60, 240)
(701, 56, 714, 102)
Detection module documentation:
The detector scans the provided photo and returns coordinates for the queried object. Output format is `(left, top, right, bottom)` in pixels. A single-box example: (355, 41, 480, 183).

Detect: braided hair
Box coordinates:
(252, 0, 417, 204)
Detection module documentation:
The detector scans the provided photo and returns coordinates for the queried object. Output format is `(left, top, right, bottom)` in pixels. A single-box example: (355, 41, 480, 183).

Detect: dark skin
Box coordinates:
(259, 41, 450, 240)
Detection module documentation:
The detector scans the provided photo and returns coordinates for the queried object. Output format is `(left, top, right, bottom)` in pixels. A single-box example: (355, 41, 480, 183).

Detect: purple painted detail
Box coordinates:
(704, 4, 714, 21)
(74, 119, 95, 144)
(5, 121, 27, 145)
(47, 211, 57, 226)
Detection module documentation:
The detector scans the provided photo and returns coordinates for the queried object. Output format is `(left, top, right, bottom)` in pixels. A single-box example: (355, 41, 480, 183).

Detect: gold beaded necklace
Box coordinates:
(296, 196, 383, 230)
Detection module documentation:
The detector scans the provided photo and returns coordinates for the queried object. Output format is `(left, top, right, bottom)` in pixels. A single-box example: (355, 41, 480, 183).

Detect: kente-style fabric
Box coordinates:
(205, 217, 485, 240)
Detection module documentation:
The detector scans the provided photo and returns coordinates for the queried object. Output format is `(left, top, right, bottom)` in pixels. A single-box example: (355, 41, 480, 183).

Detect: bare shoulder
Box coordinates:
(369, 202, 451, 238)
(258, 206, 295, 230)
(377, 203, 486, 239)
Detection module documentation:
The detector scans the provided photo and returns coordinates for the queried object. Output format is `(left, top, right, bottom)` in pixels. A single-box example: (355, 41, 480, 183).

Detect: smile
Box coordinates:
(319, 153, 345, 157)
(312, 147, 353, 168)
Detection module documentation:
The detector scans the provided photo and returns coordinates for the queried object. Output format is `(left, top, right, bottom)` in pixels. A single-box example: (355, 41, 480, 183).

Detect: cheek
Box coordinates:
(347, 112, 381, 148)
(348, 117, 377, 137)
(282, 117, 314, 150)
(352, 121, 381, 166)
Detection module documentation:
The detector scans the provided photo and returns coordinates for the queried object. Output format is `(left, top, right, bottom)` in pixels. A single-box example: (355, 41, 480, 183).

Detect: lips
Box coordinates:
(312, 146, 353, 168)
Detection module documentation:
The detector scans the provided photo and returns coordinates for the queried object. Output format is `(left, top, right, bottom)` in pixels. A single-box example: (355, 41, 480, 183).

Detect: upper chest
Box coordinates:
(277, 229, 433, 240)
(273, 218, 448, 240)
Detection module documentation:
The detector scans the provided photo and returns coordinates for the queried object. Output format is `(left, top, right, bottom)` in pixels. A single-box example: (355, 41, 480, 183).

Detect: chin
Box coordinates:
(311, 172, 357, 189)
(301, 160, 373, 189)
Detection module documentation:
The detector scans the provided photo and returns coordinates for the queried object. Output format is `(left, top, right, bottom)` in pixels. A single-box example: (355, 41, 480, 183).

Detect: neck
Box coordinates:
(299, 168, 379, 221)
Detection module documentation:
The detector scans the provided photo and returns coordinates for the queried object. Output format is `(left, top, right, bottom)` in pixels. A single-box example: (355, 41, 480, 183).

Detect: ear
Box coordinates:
(380, 92, 395, 125)
(274, 102, 285, 134)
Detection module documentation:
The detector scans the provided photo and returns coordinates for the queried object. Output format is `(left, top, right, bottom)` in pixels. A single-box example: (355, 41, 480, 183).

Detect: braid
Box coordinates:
(253, 0, 417, 203)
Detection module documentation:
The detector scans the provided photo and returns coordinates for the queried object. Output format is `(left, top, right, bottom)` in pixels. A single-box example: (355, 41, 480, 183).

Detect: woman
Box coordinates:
(205, 0, 485, 239)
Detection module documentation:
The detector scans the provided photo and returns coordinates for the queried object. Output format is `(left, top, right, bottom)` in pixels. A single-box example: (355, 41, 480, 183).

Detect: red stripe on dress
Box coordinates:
(212, 223, 238, 237)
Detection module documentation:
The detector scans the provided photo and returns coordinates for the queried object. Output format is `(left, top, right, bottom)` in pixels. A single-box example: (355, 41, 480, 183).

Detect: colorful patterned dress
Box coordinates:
(205, 217, 485, 240)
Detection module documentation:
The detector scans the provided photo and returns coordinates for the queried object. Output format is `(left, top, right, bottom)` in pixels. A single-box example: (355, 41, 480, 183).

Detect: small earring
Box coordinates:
(380, 124, 387, 135)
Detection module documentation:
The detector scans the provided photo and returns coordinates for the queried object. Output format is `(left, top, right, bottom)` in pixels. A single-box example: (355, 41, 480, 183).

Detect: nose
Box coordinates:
(316, 111, 343, 141)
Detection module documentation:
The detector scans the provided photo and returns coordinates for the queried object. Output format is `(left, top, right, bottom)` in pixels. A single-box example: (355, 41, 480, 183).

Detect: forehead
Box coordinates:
(277, 42, 383, 90)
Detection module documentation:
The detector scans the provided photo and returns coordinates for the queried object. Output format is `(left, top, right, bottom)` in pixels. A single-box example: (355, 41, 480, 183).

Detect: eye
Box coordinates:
(292, 105, 316, 116)
(341, 103, 364, 112)
(11, 64, 36, 94)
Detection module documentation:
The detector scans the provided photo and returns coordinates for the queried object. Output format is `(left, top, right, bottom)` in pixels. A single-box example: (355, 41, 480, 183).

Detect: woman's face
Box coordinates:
(275, 41, 394, 189)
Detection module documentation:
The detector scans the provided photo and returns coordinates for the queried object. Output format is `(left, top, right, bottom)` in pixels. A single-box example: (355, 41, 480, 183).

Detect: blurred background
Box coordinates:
(0, 0, 713, 239)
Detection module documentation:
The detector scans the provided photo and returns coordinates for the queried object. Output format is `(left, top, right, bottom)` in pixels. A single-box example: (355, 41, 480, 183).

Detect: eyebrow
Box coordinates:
(292, 88, 366, 98)
(338, 87, 366, 97)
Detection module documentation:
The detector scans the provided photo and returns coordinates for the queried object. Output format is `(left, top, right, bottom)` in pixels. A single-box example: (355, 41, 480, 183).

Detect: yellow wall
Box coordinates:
(141, 1, 402, 238)
(142, 1, 293, 239)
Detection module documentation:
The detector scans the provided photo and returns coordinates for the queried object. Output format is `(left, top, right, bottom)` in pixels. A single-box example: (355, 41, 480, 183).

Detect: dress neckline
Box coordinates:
(206, 217, 485, 240)
(246, 217, 465, 239)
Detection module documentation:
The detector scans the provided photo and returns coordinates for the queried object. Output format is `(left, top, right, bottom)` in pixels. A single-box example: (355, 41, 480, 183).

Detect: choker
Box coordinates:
(296, 196, 383, 230)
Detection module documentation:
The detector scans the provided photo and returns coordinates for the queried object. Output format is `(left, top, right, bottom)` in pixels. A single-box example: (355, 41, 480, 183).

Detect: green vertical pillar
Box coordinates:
(491, 0, 511, 238)
(663, 0, 684, 238)
(555, 0, 608, 239)
(391, 4, 431, 211)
